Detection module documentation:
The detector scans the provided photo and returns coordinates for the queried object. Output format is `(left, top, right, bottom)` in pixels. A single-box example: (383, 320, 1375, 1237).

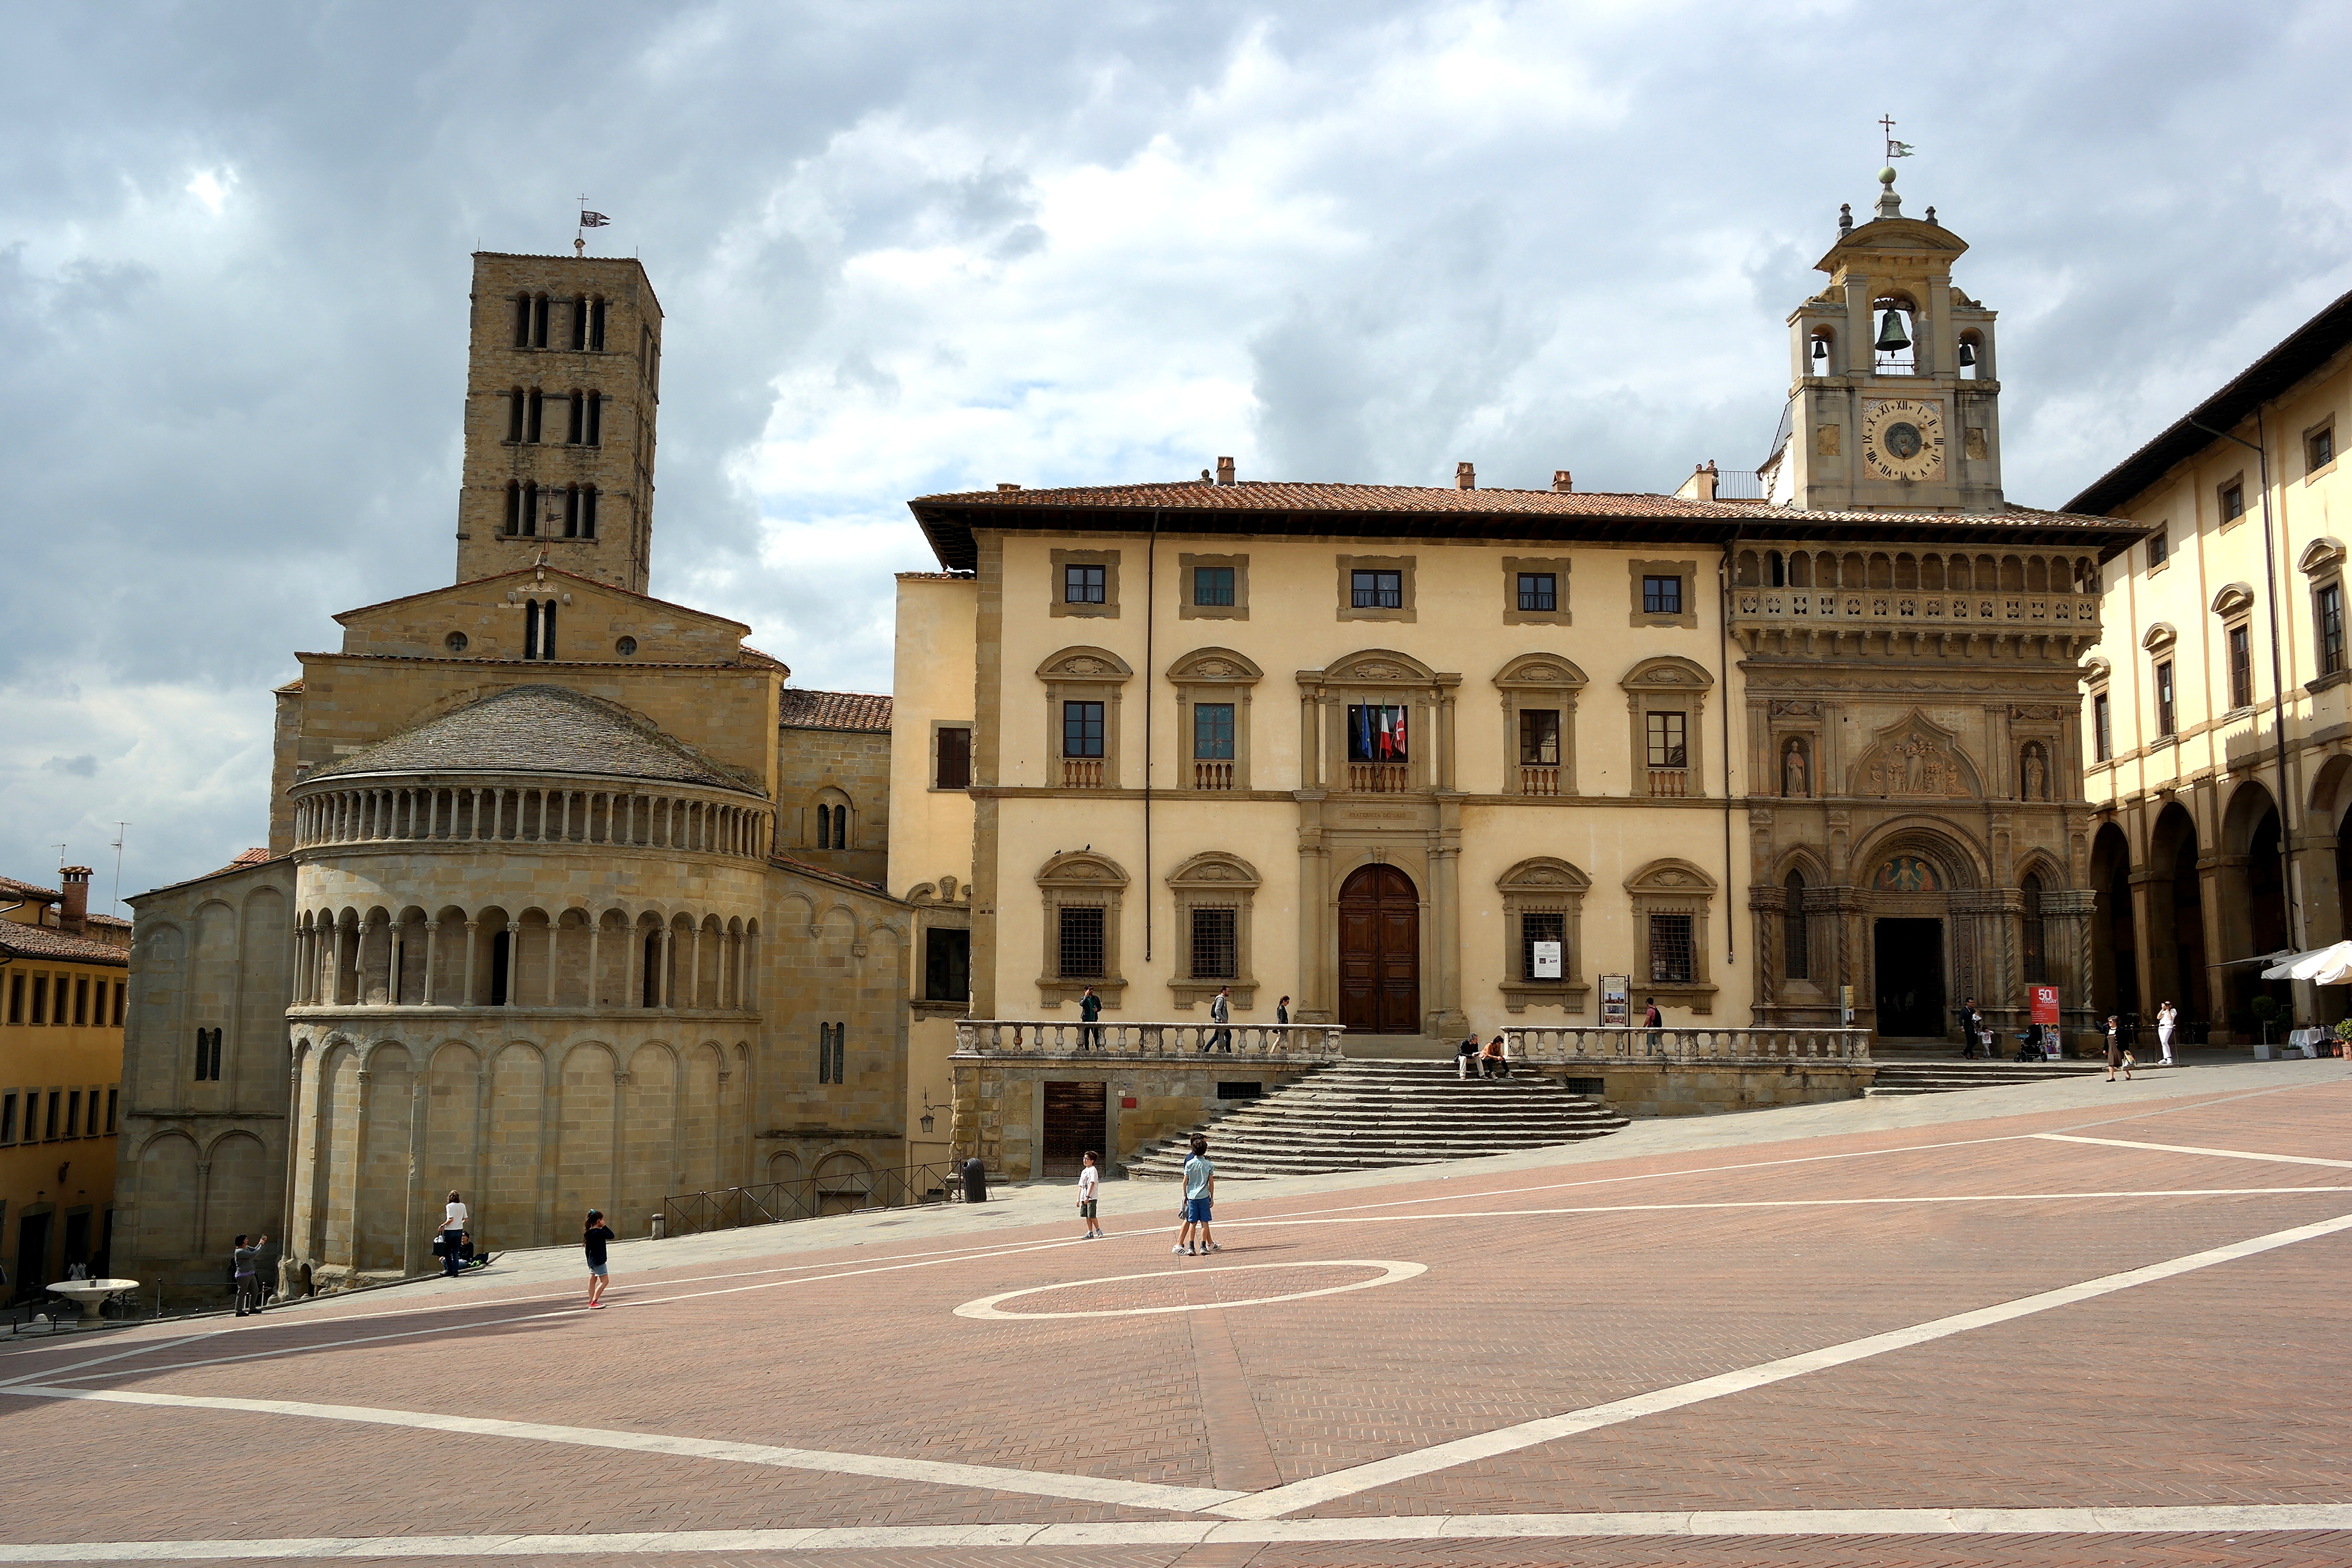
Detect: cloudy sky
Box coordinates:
(4, 0, 2348, 906)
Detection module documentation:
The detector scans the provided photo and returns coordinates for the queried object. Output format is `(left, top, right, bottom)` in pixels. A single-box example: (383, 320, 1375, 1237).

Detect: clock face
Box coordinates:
(1862, 398, 1945, 483)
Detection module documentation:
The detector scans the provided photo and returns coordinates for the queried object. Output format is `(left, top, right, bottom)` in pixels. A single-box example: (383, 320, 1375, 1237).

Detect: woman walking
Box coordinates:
(583, 1209, 616, 1309)
(2104, 1015, 2133, 1082)
(2157, 1000, 2177, 1067)
(1076, 1151, 1106, 1239)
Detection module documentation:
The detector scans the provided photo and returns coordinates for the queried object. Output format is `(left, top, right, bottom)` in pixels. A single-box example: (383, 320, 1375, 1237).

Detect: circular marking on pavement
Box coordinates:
(952, 1259, 1426, 1320)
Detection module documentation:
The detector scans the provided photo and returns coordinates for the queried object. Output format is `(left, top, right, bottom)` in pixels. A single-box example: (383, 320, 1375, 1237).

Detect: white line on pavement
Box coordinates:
(2032, 1132, 2352, 1168)
(1, 1503, 2347, 1559)
(0, 1385, 1246, 1517)
(1212, 1207, 2352, 1518)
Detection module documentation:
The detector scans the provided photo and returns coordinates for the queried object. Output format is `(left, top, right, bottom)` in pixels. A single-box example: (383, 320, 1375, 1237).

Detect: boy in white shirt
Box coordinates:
(1076, 1151, 1106, 1238)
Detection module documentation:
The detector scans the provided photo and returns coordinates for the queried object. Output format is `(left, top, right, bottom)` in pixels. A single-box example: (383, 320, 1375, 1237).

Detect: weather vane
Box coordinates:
(575, 197, 610, 256)
(1880, 115, 1915, 163)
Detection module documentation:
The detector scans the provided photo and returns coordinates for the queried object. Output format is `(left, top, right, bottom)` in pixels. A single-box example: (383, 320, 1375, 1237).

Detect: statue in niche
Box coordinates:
(2020, 744, 2047, 802)
(1783, 738, 1809, 798)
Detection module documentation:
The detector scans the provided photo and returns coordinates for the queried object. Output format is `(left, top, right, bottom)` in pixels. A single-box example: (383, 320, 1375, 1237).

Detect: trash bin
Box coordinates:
(961, 1157, 988, 1204)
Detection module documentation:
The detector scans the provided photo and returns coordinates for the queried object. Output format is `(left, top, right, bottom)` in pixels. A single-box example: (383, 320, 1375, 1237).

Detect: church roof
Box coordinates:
(333, 564, 752, 638)
(909, 480, 2149, 572)
(778, 688, 892, 733)
(2065, 286, 2352, 517)
(306, 685, 753, 792)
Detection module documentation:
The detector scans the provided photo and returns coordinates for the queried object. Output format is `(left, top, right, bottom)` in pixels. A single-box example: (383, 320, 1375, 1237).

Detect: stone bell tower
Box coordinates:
(1774, 169, 2003, 514)
(454, 252, 662, 593)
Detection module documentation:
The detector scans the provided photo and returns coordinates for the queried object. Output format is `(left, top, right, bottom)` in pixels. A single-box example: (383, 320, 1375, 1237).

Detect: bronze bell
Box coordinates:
(1810, 335, 1829, 364)
(1875, 308, 1911, 352)
(1958, 339, 1978, 367)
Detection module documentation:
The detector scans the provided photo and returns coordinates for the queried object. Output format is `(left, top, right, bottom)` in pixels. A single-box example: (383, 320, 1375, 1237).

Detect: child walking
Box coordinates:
(1174, 1134, 1219, 1256)
(1077, 1151, 1106, 1238)
(583, 1209, 616, 1308)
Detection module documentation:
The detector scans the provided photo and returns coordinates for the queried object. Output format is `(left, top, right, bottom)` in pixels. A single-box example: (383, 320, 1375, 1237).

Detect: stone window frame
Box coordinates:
(2085, 658, 2114, 762)
(1497, 856, 1592, 1015)
(1492, 653, 1588, 796)
(1625, 857, 1717, 1014)
(2210, 582, 2258, 714)
(929, 720, 975, 793)
(1620, 655, 1714, 799)
(906, 880, 974, 1019)
(2305, 416, 2338, 482)
(1168, 647, 1263, 793)
(2216, 472, 2249, 529)
(2141, 622, 2180, 738)
(1627, 557, 1699, 630)
(2300, 537, 2348, 690)
(1165, 851, 1261, 1010)
(1336, 554, 1417, 624)
(1048, 547, 1121, 619)
(1501, 556, 1572, 627)
(1177, 552, 1250, 621)
(2146, 523, 2171, 573)
(1036, 647, 1133, 790)
(1034, 851, 1128, 1009)
(1308, 648, 1454, 793)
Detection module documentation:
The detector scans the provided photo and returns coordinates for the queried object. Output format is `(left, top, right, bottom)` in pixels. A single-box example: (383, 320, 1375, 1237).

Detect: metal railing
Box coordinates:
(1713, 469, 1765, 500)
(661, 1160, 964, 1238)
(956, 1020, 1346, 1060)
(1733, 589, 2098, 632)
(1504, 1025, 1871, 1062)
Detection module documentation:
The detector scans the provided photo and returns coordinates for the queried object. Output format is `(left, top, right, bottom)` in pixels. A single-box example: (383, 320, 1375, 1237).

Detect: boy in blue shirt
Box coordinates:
(1174, 1134, 1219, 1256)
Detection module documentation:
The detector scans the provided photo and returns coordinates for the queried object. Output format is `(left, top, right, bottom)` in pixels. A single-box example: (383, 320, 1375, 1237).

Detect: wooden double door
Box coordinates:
(1339, 863, 1422, 1035)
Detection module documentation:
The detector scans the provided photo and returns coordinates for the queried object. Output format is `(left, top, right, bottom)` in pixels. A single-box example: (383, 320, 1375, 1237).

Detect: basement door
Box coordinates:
(1339, 863, 1422, 1035)
(1042, 1080, 1106, 1179)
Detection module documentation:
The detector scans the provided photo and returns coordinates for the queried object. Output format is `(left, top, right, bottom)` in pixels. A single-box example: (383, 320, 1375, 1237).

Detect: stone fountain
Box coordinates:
(47, 1278, 136, 1327)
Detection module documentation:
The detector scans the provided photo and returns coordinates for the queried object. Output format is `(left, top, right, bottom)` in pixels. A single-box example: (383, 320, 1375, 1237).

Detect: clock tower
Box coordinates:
(1769, 169, 2003, 514)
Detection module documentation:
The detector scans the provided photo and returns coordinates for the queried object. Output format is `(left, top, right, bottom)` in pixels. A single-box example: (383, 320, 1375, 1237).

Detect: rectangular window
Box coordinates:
(923, 928, 970, 1003)
(1521, 910, 1566, 982)
(1648, 913, 1695, 984)
(2310, 425, 2336, 472)
(0, 1093, 13, 1143)
(31, 975, 47, 1026)
(1642, 575, 1684, 615)
(7, 972, 20, 1024)
(1646, 711, 1688, 768)
(2093, 692, 2112, 761)
(584, 391, 601, 447)
(590, 298, 607, 351)
(1061, 701, 1105, 759)
(105, 1087, 117, 1134)
(1345, 705, 1410, 763)
(2148, 529, 2169, 568)
(73, 977, 88, 1028)
(935, 726, 972, 789)
(67, 1091, 80, 1139)
(1518, 709, 1561, 766)
(2229, 624, 2253, 710)
(1516, 572, 1557, 613)
(1057, 906, 1106, 979)
(2155, 660, 2177, 737)
(1063, 564, 1106, 604)
(1350, 569, 1403, 609)
(2220, 480, 2246, 523)
(817, 1022, 846, 1085)
(1193, 703, 1235, 760)
(1784, 897, 1810, 981)
(1189, 907, 1238, 980)
(1193, 566, 1235, 607)
(112, 982, 125, 1027)
(44, 1091, 60, 1141)
(2321, 584, 2346, 676)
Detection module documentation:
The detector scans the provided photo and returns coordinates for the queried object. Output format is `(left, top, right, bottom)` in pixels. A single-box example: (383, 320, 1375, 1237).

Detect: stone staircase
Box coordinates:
(1123, 1058, 1629, 1180)
(1864, 1057, 2108, 1097)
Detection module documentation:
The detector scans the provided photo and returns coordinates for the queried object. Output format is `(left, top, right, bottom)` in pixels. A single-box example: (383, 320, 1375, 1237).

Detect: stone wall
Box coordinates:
(776, 724, 892, 887)
(1517, 1060, 1874, 1116)
(951, 1057, 1321, 1180)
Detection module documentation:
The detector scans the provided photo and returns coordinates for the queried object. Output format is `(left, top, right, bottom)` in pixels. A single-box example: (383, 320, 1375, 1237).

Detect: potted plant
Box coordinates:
(2250, 994, 2281, 1047)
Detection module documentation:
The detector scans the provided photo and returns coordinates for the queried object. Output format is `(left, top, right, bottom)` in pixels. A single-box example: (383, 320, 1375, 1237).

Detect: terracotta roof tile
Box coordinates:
(777, 689, 893, 733)
(0, 875, 62, 905)
(306, 685, 754, 792)
(0, 923, 129, 967)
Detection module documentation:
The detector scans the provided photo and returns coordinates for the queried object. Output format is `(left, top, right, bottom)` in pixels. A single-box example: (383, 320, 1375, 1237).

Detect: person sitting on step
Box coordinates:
(1480, 1034, 1511, 1079)
(1456, 1036, 1481, 1080)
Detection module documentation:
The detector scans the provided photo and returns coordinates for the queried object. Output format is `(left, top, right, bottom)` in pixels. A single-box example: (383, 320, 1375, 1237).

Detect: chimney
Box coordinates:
(1673, 462, 1719, 503)
(59, 867, 91, 936)
(1552, 470, 1573, 493)
(995, 482, 1021, 492)
(1215, 456, 1235, 487)
(1455, 462, 1475, 490)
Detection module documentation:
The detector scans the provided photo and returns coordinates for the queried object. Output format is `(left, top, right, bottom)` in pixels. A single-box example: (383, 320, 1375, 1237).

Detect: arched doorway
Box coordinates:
(1338, 863, 1420, 1035)
(2090, 823, 2138, 1018)
(2148, 802, 2209, 1025)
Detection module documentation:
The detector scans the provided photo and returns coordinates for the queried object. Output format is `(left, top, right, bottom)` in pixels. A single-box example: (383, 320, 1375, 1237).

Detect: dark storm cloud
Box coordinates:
(2, 0, 2347, 900)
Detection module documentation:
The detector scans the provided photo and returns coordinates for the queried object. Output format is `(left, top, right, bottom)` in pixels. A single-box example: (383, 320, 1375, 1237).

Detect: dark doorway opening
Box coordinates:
(489, 930, 512, 1006)
(15, 1212, 51, 1302)
(1873, 918, 1946, 1036)
(1042, 1080, 1106, 1180)
(1338, 863, 1421, 1034)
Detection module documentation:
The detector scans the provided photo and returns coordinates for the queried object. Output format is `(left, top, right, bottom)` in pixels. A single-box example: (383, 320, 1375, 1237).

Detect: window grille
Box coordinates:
(1520, 910, 1565, 982)
(2321, 584, 2345, 676)
(1189, 907, 1238, 980)
(1516, 572, 1557, 612)
(1062, 701, 1105, 758)
(1648, 913, 1695, 983)
(1194, 566, 1235, 606)
(935, 727, 972, 789)
(1193, 703, 1235, 760)
(1058, 906, 1106, 979)
(1518, 709, 1560, 766)
(1063, 564, 1106, 604)
(1351, 569, 1403, 609)
(1646, 711, 1688, 768)
(1642, 575, 1683, 614)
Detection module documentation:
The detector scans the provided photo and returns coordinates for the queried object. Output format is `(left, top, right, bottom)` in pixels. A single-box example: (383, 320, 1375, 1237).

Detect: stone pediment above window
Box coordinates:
(2210, 583, 2256, 618)
(1036, 647, 1133, 683)
(1166, 648, 1262, 685)
(1624, 857, 1717, 897)
(1619, 655, 1714, 692)
(1036, 851, 1129, 889)
(1313, 648, 1442, 687)
(2082, 656, 2112, 687)
(1500, 856, 1592, 894)
(2300, 537, 2346, 576)
(1166, 851, 1261, 890)
(1492, 653, 1589, 690)
(1847, 709, 1984, 800)
(2141, 622, 2177, 653)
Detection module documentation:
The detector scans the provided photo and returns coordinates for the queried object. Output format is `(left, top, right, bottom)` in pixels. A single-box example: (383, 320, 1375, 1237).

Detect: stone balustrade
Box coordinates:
(1503, 1025, 1870, 1062)
(955, 1020, 1347, 1060)
(1733, 587, 2097, 633)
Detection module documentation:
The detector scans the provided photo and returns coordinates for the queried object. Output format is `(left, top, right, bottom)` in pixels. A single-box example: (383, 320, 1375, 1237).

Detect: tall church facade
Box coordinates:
(116, 255, 915, 1301)
(889, 171, 2146, 1179)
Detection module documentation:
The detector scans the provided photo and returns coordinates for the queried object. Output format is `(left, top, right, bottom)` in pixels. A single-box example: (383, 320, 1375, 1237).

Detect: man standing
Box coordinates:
(1642, 998, 1663, 1050)
(1078, 985, 1103, 1052)
(1958, 998, 1985, 1059)
(2157, 1000, 2177, 1067)
(438, 1190, 469, 1278)
(1174, 1134, 1218, 1256)
(232, 1233, 268, 1317)
(1204, 986, 1233, 1053)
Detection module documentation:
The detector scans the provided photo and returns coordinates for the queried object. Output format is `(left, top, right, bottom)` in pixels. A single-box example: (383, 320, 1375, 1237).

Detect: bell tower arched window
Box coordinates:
(1872, 294, 1918, 376)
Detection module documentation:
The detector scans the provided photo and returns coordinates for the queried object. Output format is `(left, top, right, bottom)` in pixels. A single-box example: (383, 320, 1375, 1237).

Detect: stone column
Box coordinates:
(388, 923, 405, 1006)
(505, 921, 523, 1007)
(461, 921, 479, 1008)
(546, 918, 560, 1007)
(422, 919, 439, 1006)
(586, 917, 601, 1010)
(1295, 802, 1331, 1024)
(659, 929, 675, 1008)
(688, 924, 704, 1009)
(400, 1076, 425, 1278)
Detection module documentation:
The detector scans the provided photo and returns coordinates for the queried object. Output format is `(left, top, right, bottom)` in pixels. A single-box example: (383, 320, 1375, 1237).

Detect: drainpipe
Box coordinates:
(1144, 509, 1160, 962)
(1719, 529, 1740, 972)
(2187, 412, 2302, 962)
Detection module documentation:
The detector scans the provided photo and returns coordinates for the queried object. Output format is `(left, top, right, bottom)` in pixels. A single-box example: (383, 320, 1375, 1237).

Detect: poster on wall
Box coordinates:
(2030, 985, 2060, 1025)
(1601, 973, 1630, 1026)
(1532, 941, 1563, 980)
(1841, 985, 1855, 1027)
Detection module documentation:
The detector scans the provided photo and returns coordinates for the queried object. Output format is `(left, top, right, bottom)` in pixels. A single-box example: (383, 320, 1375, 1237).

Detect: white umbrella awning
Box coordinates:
(2259, 941, 2352, 981)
